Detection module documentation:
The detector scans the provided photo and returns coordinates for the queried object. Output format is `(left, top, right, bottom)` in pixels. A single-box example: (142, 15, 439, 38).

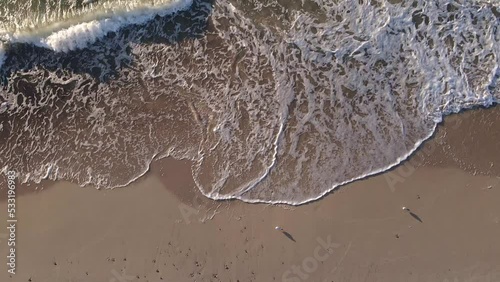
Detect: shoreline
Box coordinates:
(1, 164, 500, 281)
(0, 1, 498, 280)
(0, 106, 499, 281)
(2, 104, 499, 206)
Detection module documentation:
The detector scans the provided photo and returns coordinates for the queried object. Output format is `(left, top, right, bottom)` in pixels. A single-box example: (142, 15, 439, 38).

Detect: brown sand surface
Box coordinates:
(0, 107, 500, 282)
(423, 106, 500, 176)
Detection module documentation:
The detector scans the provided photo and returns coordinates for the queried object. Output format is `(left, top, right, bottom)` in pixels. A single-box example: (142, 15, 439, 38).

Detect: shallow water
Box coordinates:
(0, 0, 498, 204)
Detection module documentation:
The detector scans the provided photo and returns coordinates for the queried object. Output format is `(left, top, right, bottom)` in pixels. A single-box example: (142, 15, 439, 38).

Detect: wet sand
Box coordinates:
(1, 106, 500, 282)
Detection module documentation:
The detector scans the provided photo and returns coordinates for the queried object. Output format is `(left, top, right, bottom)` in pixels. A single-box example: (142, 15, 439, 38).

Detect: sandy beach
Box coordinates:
(1, 106, 500, 282)
(0, 1, 498, 281)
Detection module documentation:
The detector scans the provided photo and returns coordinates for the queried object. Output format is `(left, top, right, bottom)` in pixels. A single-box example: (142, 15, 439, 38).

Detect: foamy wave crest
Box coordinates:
(1, 0, 498, 206)
(0, 0, 193, 53)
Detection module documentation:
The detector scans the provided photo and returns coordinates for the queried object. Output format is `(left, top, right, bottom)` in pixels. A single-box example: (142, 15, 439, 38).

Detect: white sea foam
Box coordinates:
(0, 0, 193, 53)
(0, 0, 498, 206)
(188, 0, 500, 205)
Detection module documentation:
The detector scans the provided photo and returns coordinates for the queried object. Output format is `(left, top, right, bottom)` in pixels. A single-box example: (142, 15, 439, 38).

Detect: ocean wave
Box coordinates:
(0, 0, 498, 205)
(0, 0, 193, 53)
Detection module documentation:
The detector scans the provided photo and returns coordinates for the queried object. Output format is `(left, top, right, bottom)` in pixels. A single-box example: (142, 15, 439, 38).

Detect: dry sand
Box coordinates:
(1, 107, 500, 282)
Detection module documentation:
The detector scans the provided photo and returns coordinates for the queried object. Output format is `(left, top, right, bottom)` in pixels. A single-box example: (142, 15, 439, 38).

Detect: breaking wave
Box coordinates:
(0, 0, 193, 54)
(0, 0, 499, 205)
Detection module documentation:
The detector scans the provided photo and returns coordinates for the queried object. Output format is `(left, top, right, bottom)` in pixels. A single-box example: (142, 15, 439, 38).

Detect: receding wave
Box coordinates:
(0, 0, 499, 205)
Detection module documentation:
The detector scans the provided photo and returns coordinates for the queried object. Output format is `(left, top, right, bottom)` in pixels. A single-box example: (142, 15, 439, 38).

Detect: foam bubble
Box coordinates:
(0, 0, 498, 206)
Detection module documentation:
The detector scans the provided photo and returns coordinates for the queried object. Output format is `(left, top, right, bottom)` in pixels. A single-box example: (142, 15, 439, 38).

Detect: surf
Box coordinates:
(0, 0, 193, 57)
(0, 0, 498, 205)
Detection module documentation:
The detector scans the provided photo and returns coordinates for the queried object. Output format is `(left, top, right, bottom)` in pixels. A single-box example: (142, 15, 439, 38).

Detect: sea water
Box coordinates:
(0, 0, 498, 204)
